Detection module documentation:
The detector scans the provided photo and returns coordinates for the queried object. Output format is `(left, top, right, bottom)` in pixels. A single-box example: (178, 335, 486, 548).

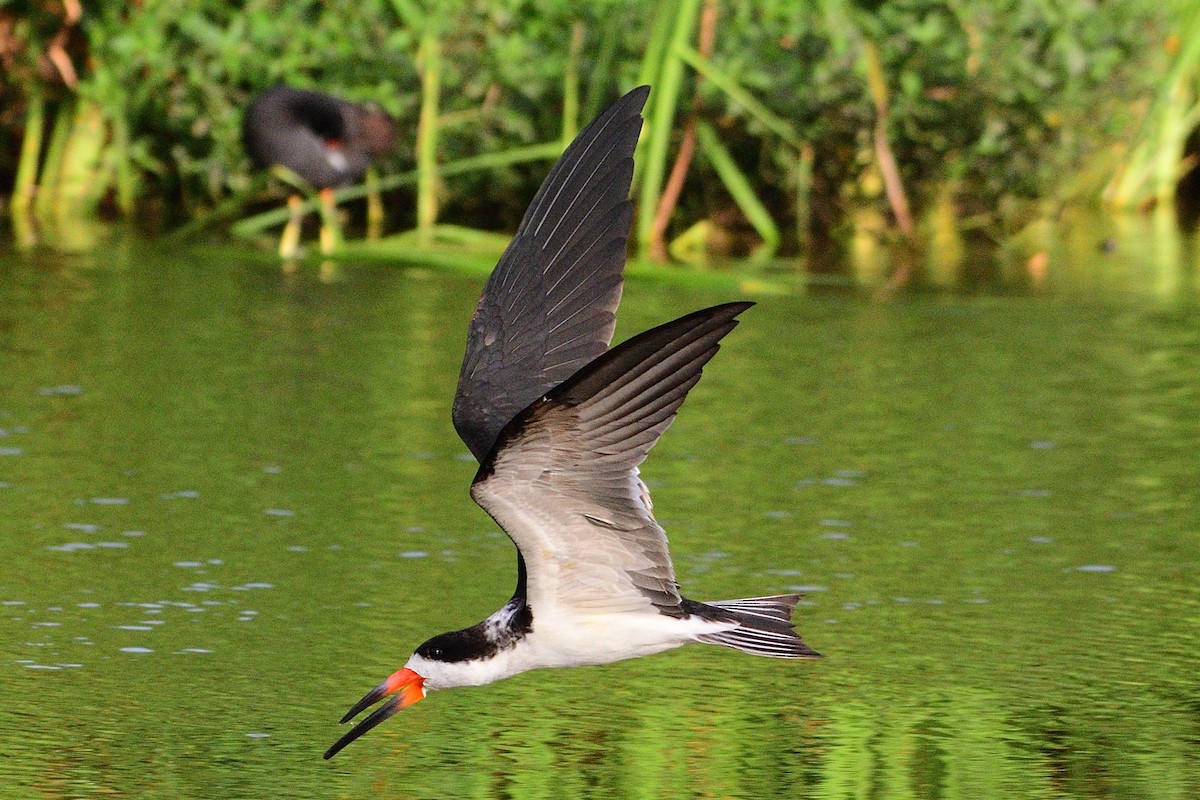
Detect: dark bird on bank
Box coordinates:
(243, 84, 396, 189)
(324, 85, 820, 761)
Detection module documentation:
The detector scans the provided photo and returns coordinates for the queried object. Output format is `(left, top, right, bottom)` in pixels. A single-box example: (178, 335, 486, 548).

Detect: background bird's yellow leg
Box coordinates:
(279, 194, 303, 259)
(318, 187, 343, 255)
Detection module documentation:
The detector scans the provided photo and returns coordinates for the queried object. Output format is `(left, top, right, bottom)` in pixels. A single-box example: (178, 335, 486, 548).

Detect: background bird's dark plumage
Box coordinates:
(243, 84, 396, 189)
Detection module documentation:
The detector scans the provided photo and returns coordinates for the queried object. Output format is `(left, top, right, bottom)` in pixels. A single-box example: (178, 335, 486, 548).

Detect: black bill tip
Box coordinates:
(338, 679, 391, 724)
(324, 695, 402, 760)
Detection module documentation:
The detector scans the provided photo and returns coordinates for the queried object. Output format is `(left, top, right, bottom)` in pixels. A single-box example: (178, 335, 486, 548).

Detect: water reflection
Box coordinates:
(834, 203, 1200, 302)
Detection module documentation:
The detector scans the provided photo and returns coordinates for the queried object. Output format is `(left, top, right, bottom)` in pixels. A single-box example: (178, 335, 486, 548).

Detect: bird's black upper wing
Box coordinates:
(452, 86, 650, 461)
(470, 302, 754, 616)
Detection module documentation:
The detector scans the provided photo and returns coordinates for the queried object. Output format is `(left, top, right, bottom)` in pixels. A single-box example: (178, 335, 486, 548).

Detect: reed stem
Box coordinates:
(110, 115, 136, 214)
(366, 166, 385, 240)
(648, 0, 718, 263)
(863, 40, 914, 236)
(632, 0, 679, 185)
(674, 44, 803, 148)
(562, 20, 584, 145)
(695, 120, 779, 261)
(795, 142, 814, 255)
(55, 98, 108, 218)
(416, 31, 442, 247)
(582, 13, 622, 124)
(637, 0, 701, 259)
(35, 101, 72, 221)
(11, 86, 45, 220)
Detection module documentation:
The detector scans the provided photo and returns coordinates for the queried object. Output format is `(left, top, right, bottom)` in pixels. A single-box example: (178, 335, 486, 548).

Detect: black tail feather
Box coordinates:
(695, 594, 821, 659)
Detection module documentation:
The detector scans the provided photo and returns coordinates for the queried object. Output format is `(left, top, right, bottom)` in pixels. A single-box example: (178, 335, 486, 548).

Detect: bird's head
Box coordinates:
(323, 631, 499, 759)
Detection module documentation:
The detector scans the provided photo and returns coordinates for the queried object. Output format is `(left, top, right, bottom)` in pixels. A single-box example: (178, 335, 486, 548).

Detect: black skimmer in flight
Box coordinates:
(325, 85, 819, 760)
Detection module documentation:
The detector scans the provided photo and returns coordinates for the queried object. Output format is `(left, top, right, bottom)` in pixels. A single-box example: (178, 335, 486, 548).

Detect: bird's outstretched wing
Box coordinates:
(471, 302, 753, 617)
(452, 86, 650, 461)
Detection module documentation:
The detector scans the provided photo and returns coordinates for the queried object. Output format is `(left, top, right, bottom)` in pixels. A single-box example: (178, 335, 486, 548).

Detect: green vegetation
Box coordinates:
(2, 0, 1198, 284)
(1106, 2, 1200, 208)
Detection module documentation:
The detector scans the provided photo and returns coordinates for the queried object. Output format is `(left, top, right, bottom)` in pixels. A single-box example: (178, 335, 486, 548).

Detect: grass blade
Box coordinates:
(562, 20, 584, 145)
(695, 120, 779, 260)
(632, 0, 680, 185)
(416, 31, 442, 246)
(10, 85, 45, 219)
(636, 0, 702, 258)
(674, 44, 803, 149)
(231, 142, 564, 239)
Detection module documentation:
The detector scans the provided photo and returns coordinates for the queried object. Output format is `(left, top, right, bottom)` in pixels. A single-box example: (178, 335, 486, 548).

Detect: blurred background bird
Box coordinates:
(243, 84, 396, 257)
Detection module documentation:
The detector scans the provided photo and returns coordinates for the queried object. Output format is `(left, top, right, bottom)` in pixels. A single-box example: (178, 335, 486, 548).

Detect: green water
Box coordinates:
(0, 243, 1197, 799)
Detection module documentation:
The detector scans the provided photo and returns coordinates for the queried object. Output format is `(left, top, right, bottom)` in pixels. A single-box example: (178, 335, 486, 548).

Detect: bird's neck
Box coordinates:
(481, 596, 533, 647)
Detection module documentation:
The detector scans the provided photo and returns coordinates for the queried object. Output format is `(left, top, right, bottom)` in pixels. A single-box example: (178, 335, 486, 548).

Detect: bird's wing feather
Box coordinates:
(452, 86, 650, 461)
(471, 302, 753, 618)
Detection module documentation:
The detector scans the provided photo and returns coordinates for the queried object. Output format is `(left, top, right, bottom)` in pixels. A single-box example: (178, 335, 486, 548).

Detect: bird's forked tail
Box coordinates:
(695, 594, 821, 658)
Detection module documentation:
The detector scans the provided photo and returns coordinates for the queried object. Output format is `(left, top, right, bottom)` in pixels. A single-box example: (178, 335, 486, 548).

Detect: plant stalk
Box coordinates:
(695, 120, 779, 261)
(649, 0, 718, 263)
(11, 86, 45, 218)
(637, 0, 701, 259)
(562, 20, 585, 145)
(416, 31, 442, 246)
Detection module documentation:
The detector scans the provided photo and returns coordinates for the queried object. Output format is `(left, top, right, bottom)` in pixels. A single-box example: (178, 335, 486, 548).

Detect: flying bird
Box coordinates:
(325, 85, 819, 760)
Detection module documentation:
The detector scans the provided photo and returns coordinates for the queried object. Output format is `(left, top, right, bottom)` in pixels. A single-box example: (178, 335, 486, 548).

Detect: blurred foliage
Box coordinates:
(0, 0, 1194, 257)
(703, 0, 1168, 229)
(80, 0, 418, 208)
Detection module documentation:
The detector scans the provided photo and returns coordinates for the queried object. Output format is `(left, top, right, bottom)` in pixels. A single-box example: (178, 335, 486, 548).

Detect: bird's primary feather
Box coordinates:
(452, 86, 650, 462)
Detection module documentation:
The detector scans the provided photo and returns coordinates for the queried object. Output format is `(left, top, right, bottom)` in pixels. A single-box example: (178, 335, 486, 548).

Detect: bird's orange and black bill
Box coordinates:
(323, 668, 425, 760)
